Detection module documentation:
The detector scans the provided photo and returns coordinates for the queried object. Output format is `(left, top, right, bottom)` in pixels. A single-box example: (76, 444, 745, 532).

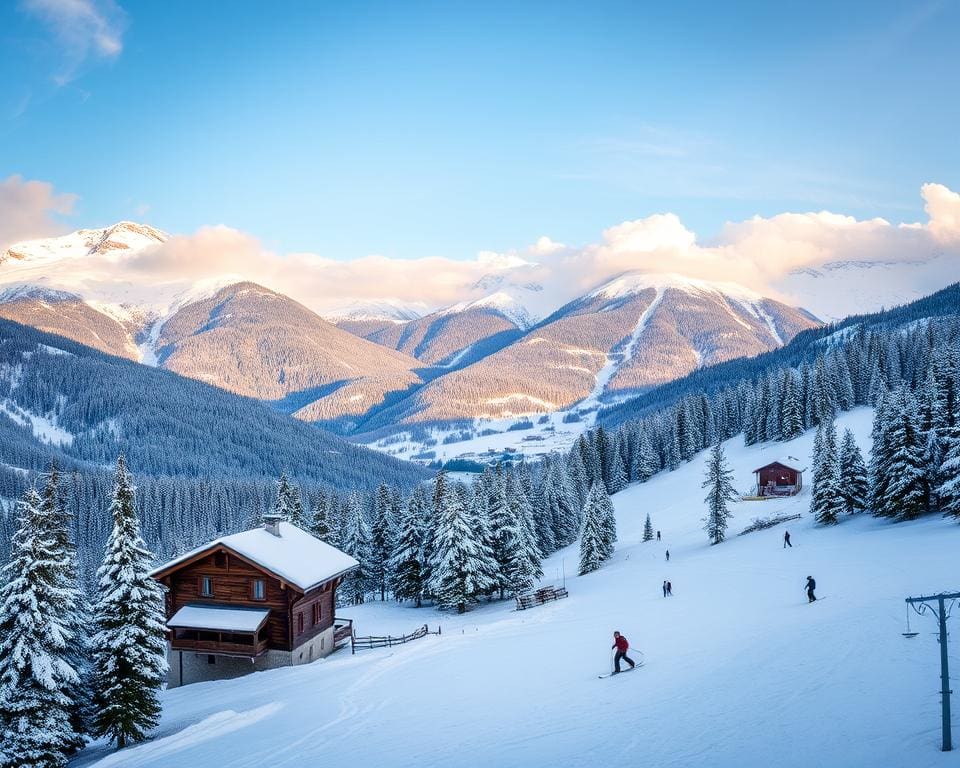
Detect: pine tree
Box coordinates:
(429, 484, 488, 613)
(0, 487, 80, 768)
(938, 427, 960, 520)
(578, 483, 609, 575)
(369, 484, 396, 601)
(871, 388, 928, 520)
(643, 513, 654, 542)
(810, 419, 844, 525)
(779, 370, 804, 441)
(272, 471, 295, 522)
(702, 443, 737, 544)
(341, 493, 371, 604)
(287, 484, 306, 529)
(633, 429, 658, 483)
(40, 464, 90, 754)
(389, 489, 427, 606)
(92, 456, 168, 749)
(308, 490, 334, 544)
(838, 428, 868, 515)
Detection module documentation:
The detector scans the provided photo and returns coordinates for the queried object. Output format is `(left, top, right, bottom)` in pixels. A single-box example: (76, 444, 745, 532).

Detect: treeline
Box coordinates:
(288, 454, 618, 613)
(574, 311, 960, 526)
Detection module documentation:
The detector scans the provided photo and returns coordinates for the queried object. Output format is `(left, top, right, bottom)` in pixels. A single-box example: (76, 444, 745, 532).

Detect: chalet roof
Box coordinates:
(151, 522, 359, 592)
(168, 604, 270, 633)
(753, 457, 804, 473)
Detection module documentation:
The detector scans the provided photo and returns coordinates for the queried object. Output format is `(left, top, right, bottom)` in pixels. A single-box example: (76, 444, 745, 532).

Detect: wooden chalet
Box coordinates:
(151, 516, 358, 687)
(753, 459, 804, 497)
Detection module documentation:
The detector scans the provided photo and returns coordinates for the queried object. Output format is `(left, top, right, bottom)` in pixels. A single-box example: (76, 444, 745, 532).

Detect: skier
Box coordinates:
(805, 575, 817, 603)
(666, 581, 673, 597)
(665, 549, 670, 562)
(611, 631, 636, 673)
(662, 580, 667, 598)
(656, 530, 661, 541)
(783, 530, 792, 548)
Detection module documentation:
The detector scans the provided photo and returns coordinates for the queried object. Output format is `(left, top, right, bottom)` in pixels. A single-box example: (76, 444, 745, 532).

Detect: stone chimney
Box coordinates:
(263, 512, 283, 537)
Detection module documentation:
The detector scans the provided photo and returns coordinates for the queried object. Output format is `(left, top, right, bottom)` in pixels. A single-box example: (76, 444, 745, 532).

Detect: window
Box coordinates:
(297, 612, 304, 634)
(252, 579, 265, 601)
(200, 576, 213, 597)
(207, 655, 216, 665)
(312, 602, 321, 625)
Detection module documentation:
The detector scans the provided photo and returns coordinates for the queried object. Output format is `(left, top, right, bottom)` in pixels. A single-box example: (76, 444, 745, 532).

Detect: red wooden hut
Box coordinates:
(753, 459, 803, 497)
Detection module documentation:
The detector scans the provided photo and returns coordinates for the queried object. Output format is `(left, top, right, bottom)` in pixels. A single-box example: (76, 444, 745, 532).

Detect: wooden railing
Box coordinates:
(350, 623, 441, 654)
(171, 636, 269, 657)
(333, 617, 353, 646)
(515, 584, 569, 611)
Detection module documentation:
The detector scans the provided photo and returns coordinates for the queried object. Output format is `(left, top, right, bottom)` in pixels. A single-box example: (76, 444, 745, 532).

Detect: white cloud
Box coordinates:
(0, 174, 77, 248)
(4, 178, 958, 324)
(21, 0, 126, 84)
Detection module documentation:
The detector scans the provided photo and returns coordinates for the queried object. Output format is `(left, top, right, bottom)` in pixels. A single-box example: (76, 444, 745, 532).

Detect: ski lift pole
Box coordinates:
(905, 591, 960, 751)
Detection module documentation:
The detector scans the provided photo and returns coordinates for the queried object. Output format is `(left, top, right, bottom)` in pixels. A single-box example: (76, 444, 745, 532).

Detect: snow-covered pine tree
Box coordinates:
(642, 512, 654, 542)
(923, 428, 944, 513)
(287, 484, 307, 529)
(938, 426, 960, 520)
(0, 486, 80, 768)
(504, 470, 543, 595)
(591, 481, 617, 561)
(273, 471, 293, 522)
(484, 467, 515, 599)
(463, 485, 499, 600)
(308, 490, 334, 544)
(810, 419, 844, 525)
(701, 443, 737, 544)
(369, 484, 396, 601)
(92, 456, 168, 750)
(872, 387, 928, 520)
(389, 487, 427, 606)
(578, 483, 608, 575)
(341, 493, 371, 604)
(429, 483, 488, 613)
(633, 429, 658, 483)
(779, 370, 804, 441)
(838, 428, 868, 515)
(40, 463, 91, 754)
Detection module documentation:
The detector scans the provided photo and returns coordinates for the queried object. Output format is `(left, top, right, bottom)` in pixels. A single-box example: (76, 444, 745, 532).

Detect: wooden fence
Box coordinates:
(350, 623, 441, 654)
(515, 584, 569, 611)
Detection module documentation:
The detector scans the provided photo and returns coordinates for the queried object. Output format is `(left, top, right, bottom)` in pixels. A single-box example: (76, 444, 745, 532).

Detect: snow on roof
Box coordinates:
(754, 457, 804, 472)
(168, 604, 270, 633)
(152, 522, 359, 592)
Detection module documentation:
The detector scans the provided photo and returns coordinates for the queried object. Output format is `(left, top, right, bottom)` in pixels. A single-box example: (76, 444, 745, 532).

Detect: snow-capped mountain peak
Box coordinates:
(2, 221, 167, 265)
(442, 291, 535, 330)
(322, 299, 428, 323)
(589, 271, 764, 303)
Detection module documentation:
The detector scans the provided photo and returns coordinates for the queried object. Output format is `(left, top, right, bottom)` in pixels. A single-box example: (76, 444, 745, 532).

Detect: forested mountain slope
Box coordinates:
(599, 281, 960, 431)
(360, 273, 817, 429)
(0, 317, 430, 491)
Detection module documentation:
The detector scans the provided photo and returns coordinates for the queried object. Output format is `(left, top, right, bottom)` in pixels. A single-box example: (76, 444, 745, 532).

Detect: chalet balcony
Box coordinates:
(171, 628, 269, 657)
(167, 603, 272, 657)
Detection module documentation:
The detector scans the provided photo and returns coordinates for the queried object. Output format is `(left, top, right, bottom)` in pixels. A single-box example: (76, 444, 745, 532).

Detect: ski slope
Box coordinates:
(75, 408, 960, 768)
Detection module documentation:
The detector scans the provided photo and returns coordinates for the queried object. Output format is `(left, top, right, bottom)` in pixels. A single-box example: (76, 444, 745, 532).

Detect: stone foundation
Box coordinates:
(167, 626, 336, 688)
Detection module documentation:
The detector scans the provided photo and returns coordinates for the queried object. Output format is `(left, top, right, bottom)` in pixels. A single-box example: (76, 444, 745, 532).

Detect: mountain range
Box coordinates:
(0, 223, 824, 450)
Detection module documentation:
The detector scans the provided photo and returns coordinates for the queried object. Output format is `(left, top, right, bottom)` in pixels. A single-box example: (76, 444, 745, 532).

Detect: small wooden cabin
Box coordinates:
(754, 459, 803, 497)
(151, 517, 358, 687)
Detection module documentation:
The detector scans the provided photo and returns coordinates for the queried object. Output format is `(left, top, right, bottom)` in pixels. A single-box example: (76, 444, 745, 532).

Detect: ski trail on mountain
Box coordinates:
(579, 288, 663, 412)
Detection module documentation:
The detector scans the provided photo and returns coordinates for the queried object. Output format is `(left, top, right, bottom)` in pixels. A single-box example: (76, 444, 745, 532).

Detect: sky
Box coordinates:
(1, 0, 958, 263)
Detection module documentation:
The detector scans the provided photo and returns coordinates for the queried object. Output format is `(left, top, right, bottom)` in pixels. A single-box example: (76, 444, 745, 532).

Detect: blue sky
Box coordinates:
(1, 0, 957, 259)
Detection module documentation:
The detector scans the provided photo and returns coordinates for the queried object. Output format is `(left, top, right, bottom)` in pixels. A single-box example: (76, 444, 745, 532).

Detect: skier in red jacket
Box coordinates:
(611, 631, 636, 673)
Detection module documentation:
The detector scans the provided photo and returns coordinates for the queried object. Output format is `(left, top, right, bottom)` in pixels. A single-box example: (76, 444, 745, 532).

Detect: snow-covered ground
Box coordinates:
(75, 408, 960, 767)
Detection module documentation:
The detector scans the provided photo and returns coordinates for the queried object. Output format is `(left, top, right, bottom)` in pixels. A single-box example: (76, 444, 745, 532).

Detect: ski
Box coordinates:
(598, 663, 644, 679)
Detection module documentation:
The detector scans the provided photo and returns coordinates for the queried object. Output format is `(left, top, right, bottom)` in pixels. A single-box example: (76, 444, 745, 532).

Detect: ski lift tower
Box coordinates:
(905, 591, 960, 751)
